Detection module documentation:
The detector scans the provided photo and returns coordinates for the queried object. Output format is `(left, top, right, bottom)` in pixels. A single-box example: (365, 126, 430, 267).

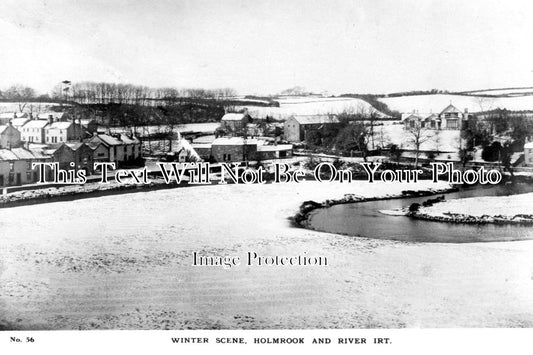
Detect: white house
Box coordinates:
(44, 121, 84, 143)
(20, 120, 49, 143)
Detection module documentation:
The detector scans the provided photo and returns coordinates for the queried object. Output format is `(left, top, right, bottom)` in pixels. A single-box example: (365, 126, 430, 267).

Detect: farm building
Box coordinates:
(283, 115, 339, 142)
(220, 112, 253, 135)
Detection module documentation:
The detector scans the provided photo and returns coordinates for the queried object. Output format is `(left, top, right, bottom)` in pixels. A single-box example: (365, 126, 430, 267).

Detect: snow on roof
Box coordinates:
(66, 143, 85, 151)
(525, 142, 533, 149)
(221, 113, 247, 121)
(0, 147, 48, 161)
(93, 134, 122, 146)
(120, 134, 140, 144)
(257, 144, 293, 152)
(37, 112, 67, 119)
(47, 121, 72, 130)
(212, 137, 259, 146)
(10, 118, 29, 127)
(439, 104, 462, 115)
(0, 112, 27, 119)
(23, 120, 49, 128)
(0, 125, 7, 134)
(289, 115, 339, 125)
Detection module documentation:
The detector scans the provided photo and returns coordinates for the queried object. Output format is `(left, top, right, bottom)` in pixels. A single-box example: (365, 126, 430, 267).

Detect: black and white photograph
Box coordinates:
(1, 0, 533, 352)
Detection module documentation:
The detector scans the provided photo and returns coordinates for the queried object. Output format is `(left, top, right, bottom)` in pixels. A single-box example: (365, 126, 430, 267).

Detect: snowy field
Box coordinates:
(372, 124, 460, 151)
(419, 193, 533, 218)
(380, 94, 533, 113)
(238, 97, 387, 120)
(2, 180, 533, 329)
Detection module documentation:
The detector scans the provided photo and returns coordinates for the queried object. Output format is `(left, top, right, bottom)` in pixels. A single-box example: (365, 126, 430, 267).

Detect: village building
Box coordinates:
(211, 137, 258, 162)
(43, 143, 76, 172)
(88, 142, 109, 163)
(37, 112, 70, 122)
(0, 112, 28, 125)
(220, 112, 253, 135)
(80, 118, 98, 134)
(44, 120, 84, 143)
(0, 123, 22, 149)
(21, 119, 49, 143)
(283, 115, 339, 142)
(402, 104, 472, 130)
(10, 117, 30, 131)
(89, 133, 141, 165)
(66, 143, 95, 174)
(0, 147, 50, 187)
(193, 137, 293, 162)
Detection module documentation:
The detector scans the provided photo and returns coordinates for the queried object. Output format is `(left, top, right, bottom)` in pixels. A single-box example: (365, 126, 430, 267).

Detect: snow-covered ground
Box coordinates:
(372, 124, 461, 151)
(2, 180, 533, 330)
(419, 193, 533, 219)
(380, 94, 533, 113)
(238, 97, 387, 120)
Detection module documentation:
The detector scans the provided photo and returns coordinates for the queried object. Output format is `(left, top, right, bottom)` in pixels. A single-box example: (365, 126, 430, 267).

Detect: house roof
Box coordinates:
(257, 144, 293, 152)
(10, 118, 29, 127)
(0, 125, 8, 134)
(289, 115, 339, 125)
(66, 143, 85, 151)
(525, 142, 533, 149)
(439, 104, 462, 115)
(23, 120, 49, 128)
(0, 147, 48, 161)
(221, 113, 247, 121)
(37, 112, 68, 120)
(92, 134, 123, 146)
(120, 134, 140, 144)
(47, 121, 73, 130)
(0, 112, 27, 119)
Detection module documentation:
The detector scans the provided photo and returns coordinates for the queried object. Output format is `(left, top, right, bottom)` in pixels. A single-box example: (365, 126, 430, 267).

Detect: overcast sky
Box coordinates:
(1, 0, 533, 95)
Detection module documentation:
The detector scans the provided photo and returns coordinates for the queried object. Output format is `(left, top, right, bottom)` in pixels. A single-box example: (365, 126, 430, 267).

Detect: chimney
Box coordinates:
(29, 112, 33, 120)
(48, 116, 54, 125)
(13, 112, 16, 119)
(464, 108, 468, 113)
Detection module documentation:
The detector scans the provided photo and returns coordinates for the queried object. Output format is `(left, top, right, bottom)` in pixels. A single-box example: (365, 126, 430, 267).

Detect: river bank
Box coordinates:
(292, 184, 456, 227)
(411, 192, 533, 225)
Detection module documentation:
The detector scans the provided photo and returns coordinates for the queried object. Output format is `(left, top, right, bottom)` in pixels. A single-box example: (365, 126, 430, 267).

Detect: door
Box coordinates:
(16, 173, 21, 185)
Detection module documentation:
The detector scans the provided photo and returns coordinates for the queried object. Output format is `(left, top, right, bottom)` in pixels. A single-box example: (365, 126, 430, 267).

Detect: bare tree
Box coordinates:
(405, 118, 433, 168)
(4, 84, 36, 112)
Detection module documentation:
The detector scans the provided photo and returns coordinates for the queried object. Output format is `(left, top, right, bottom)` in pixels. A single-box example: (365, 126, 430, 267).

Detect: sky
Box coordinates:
(1, 0, 533, 96)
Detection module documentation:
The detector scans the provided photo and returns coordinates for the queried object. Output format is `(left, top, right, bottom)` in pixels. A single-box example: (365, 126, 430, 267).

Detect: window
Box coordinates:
(27, 161, 32, 170)
(26, 172, 32, 181)
(9, 162, 14, 172)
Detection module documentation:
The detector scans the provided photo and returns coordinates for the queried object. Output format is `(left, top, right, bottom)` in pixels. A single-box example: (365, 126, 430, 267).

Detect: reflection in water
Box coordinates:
(308, 184, 533, 243)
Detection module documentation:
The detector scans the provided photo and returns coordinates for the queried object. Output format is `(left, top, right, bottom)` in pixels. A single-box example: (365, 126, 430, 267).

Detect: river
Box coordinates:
(308, 184, 533, 243)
